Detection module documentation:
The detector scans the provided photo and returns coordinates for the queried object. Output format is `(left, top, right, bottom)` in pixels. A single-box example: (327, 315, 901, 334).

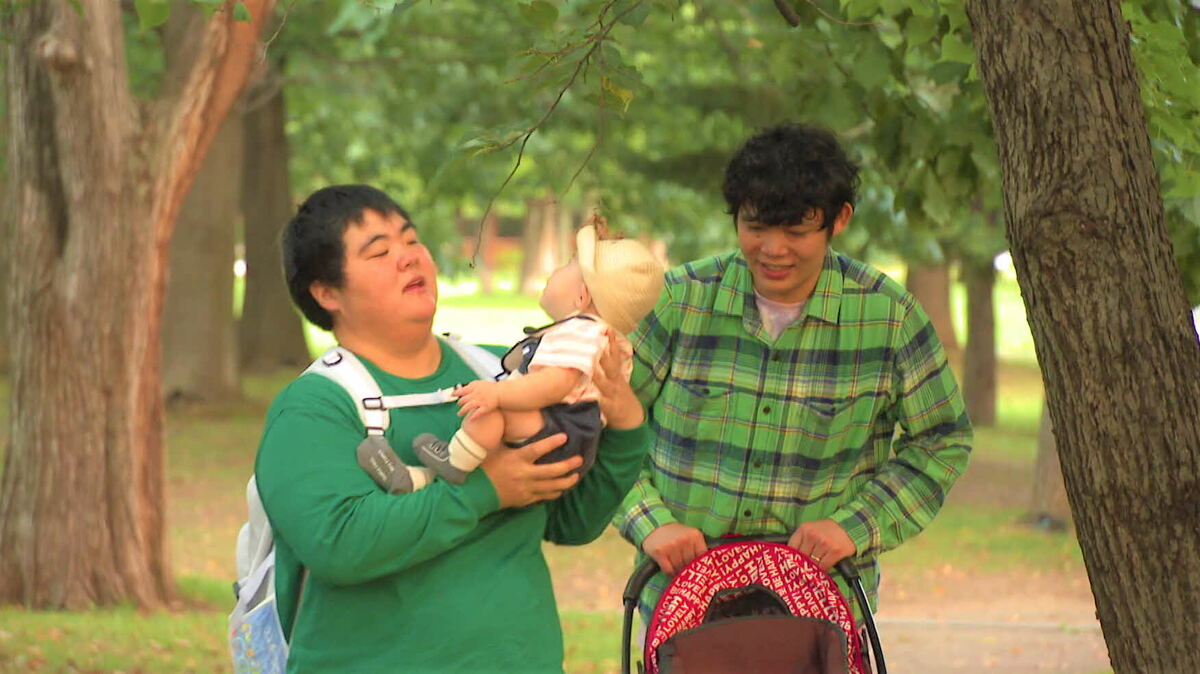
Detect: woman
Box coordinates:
(256, 184, 649, 672)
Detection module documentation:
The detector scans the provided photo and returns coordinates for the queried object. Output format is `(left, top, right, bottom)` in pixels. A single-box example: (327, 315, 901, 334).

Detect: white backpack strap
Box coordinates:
(307, 345, 469, 426)
(379, 388, 458, 408)
(305, 347, 389, 435)
(440, 333, 503, 380)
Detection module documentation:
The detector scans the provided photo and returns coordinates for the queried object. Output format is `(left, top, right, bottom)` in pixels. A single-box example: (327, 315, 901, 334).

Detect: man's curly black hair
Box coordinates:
(722, 122, 860, 231)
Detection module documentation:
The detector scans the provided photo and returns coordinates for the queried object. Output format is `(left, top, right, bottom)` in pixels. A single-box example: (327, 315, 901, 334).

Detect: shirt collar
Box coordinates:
(716, 249, 842, 325)
(806, 249, 843, 325)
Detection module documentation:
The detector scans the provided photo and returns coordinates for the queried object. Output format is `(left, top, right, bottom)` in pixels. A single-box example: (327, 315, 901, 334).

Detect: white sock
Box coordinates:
(447, 429, 489, 472)
(407, 466, 435, 491)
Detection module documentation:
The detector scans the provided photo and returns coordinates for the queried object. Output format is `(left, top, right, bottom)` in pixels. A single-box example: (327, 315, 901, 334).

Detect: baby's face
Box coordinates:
(539, 259, 587, 320)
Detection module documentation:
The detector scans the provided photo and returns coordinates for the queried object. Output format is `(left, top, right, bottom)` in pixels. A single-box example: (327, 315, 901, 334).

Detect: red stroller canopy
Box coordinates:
(644, 541, 864, 674)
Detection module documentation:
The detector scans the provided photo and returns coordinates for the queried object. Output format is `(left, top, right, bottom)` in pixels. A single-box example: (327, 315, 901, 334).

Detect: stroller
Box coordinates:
(620, 535, 886, 674)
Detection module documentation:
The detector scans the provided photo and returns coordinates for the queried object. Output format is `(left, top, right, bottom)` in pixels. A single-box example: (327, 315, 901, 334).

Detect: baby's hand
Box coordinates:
(455, 380, 501, 418)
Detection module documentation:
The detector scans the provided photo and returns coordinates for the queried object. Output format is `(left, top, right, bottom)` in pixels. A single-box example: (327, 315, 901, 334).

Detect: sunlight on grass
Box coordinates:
(0, 605, 228, 673)
(885, 505, 1084, 577)
(561, 610, 622, 674)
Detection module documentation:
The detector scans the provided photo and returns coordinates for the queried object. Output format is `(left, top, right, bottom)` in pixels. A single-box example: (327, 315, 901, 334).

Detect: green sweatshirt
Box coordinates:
(254, 340, 650, 673)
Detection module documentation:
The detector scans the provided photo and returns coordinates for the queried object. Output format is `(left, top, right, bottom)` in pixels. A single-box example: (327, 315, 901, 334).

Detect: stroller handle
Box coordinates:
(623, 534, 855, 602)
(620, 534, 886, 674)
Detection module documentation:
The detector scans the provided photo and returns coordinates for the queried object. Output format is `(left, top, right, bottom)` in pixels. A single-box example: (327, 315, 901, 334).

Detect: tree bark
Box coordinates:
(478, 210, 500, 295)
(162, 115, 243, 403)
(537, 193, 561, 278)
(239, 64, 310, 373)
(520, 198, 544, 295)
(1025, 405, 1070, 530)
(904, 263, 961, 365)
(962, 257, 997, 427)
(0, 191, 9, 376)
(556, 203, 574, 265)
(967, 2, 1200, 669)
(0, 100, 7, 376)
(0, 0, 273, 609)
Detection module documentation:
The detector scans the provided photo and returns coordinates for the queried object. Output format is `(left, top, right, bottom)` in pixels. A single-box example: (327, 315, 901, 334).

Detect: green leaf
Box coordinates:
(909, 0, 937, 18)
(600, 43, 625, 69)
(878, 0, 905, 16)
(1164, 167, 1200, 199)
(842, 0, 878, 21)
(941, 0, 969, 31)
(939, 33, 974, 64)
(519, 1, 559, 31)
(327, 2, 375, 34)
(232, 1, 251, 22)
(134, 0, 170, 30)
(618, 2, 652, 26)
(905, 14, 938, 49)
(602, 75, 634, 112)
(854, 37, 892, 90)
(929, 60, 969, 84)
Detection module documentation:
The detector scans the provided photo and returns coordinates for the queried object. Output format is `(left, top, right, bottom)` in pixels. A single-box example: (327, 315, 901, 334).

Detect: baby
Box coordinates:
(412, 217, 664, 485)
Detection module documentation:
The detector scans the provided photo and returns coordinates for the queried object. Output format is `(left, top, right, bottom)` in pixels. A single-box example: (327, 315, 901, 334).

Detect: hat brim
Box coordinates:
(577, 224, 598, 283)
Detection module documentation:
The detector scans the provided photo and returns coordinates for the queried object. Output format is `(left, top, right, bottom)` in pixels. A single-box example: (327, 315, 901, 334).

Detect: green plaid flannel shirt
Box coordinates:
(614, 248, 972, 617)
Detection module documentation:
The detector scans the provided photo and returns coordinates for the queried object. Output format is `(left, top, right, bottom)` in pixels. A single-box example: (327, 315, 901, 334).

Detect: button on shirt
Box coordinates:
(614, 249, 972, 619)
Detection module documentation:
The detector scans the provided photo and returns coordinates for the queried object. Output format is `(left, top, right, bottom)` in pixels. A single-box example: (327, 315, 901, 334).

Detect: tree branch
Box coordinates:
(152, 0, 275, 249)
(773, 0, 801, 27)
(472, 0, 645, 263)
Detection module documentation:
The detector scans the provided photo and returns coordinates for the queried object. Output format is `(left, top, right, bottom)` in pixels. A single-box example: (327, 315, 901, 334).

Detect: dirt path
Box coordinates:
(874, 572, 1109, 673)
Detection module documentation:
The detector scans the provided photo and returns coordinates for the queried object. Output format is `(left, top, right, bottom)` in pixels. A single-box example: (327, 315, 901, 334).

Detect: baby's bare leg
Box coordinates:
(461, 407, 505, 450)
(501, 409, 547, 444)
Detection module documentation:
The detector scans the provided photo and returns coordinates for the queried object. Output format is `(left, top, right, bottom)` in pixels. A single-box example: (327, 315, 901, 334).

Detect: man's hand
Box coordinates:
(455, 380, 502, 419)
(642, 523, 707, 576)
(788, 519, 856, 571)
(480, 433, 581, 508)
(594, 331, 644, 430)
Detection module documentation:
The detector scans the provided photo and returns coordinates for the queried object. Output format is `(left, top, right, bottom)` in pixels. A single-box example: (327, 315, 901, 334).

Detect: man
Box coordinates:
(614, 123, 972, 628)
(257, 184, 649, 672)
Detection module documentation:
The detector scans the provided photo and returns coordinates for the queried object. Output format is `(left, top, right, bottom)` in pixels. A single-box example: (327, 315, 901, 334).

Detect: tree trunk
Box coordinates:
(904, 263, 961, 366)
(1025, 405, 1070, 531)
(481, 210, 501, 295)
(0, 66, 6, 377)
(239, 65, 310, 373)
(962, 257, 997, 427)
(556, 203, 574, 265)
(0, 196, 8, 376)
(967, 2, 1200, 670)
(0, 0, 273, 609)
(537, 194, 560, 277)
(520, 198, 544, 295)
(162, 115, 242, 403)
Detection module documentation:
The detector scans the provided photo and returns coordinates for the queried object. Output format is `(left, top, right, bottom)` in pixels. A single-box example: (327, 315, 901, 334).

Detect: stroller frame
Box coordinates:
(620, 535, 887, 674)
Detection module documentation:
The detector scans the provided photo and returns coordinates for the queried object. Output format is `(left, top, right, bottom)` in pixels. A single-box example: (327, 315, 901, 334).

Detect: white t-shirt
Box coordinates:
(755, 292, 806, 340)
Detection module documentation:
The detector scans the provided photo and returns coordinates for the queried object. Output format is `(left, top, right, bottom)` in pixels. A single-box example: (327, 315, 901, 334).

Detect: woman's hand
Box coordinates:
(594, 331, 644, 430)
(480, 433, 582, 509)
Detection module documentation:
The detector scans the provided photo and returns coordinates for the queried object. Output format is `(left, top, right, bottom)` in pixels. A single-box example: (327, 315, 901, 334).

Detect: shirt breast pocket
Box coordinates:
(663, 379, 734, 443)
(793, 396, 856, 448)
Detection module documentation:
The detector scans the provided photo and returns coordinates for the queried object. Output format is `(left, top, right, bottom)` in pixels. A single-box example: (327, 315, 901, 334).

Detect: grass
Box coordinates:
(0, 277, 1089, 672)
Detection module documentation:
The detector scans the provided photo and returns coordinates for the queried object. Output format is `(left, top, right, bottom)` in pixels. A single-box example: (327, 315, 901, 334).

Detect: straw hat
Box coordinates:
(576, 223, 665, 335)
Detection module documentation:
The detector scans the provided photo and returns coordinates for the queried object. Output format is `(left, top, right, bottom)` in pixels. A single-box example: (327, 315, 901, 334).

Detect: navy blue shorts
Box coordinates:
(507, 400, 601, 477)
